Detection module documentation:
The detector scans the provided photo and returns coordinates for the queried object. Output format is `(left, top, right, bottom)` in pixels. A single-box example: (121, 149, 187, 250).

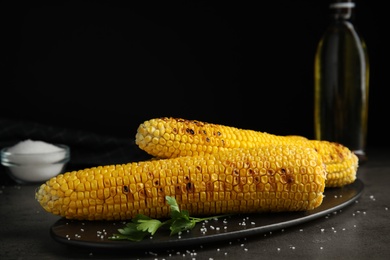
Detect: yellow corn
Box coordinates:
(35, 144, 326, 221)
(306, 140, 358, 188)
(135, 117, 358, 188)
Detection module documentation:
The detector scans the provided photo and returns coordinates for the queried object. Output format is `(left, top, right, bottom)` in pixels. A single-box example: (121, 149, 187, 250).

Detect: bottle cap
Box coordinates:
(330, 1, 355, 9)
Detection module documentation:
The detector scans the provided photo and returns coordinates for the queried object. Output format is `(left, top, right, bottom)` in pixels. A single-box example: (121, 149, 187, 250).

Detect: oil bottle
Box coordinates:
(314, 0, 369, 162)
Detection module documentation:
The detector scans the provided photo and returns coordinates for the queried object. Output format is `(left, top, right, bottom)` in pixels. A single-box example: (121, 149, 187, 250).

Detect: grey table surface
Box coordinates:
(1, 148, 389, 260)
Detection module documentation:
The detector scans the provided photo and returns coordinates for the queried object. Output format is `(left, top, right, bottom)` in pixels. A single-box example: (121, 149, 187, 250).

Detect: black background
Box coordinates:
(1, 0, 387, 149)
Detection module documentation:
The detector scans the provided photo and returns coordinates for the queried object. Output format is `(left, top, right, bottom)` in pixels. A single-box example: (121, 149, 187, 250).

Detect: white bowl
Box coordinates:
(1, 143, 70, 184)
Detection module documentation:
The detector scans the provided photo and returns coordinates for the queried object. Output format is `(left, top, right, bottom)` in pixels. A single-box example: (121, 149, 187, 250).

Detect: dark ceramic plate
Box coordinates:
(50, 179, 364, 250)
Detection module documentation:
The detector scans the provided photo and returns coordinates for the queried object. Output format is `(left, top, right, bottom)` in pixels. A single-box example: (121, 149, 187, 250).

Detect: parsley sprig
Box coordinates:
(109, 196, 231, 241)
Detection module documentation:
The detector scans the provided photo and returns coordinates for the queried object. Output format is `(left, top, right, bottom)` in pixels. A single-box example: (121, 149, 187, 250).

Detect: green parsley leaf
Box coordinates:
(169, 217, 196, 235)
(166, 195, 182, 219)
(113, 222, 150, 241)
(131, 214, 163, 235)
(136, 219, 163, 235)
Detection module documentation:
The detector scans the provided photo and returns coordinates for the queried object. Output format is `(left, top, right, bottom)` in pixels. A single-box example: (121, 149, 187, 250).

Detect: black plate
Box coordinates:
(50, 179, 364, 250)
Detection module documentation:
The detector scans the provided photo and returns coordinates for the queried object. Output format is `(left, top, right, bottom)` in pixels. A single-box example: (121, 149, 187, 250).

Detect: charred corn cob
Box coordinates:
(135, 117, 358, 188)
(35, 144, 326, 221)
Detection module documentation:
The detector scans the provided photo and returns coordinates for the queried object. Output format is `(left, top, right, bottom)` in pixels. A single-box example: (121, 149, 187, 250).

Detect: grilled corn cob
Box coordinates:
(35, 145, 326, 221)
(135, 117, 358, 188)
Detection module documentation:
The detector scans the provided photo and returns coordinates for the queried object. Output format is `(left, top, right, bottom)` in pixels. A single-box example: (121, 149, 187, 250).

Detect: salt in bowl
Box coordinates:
(1, 139, 70, 184)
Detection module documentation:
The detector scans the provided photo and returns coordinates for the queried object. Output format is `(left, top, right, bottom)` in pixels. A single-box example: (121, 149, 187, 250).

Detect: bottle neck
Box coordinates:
(330, 1, 355, 21)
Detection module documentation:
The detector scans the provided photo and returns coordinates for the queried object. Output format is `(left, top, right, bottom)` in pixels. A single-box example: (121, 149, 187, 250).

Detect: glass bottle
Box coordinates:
(314, 0, 369, 162)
